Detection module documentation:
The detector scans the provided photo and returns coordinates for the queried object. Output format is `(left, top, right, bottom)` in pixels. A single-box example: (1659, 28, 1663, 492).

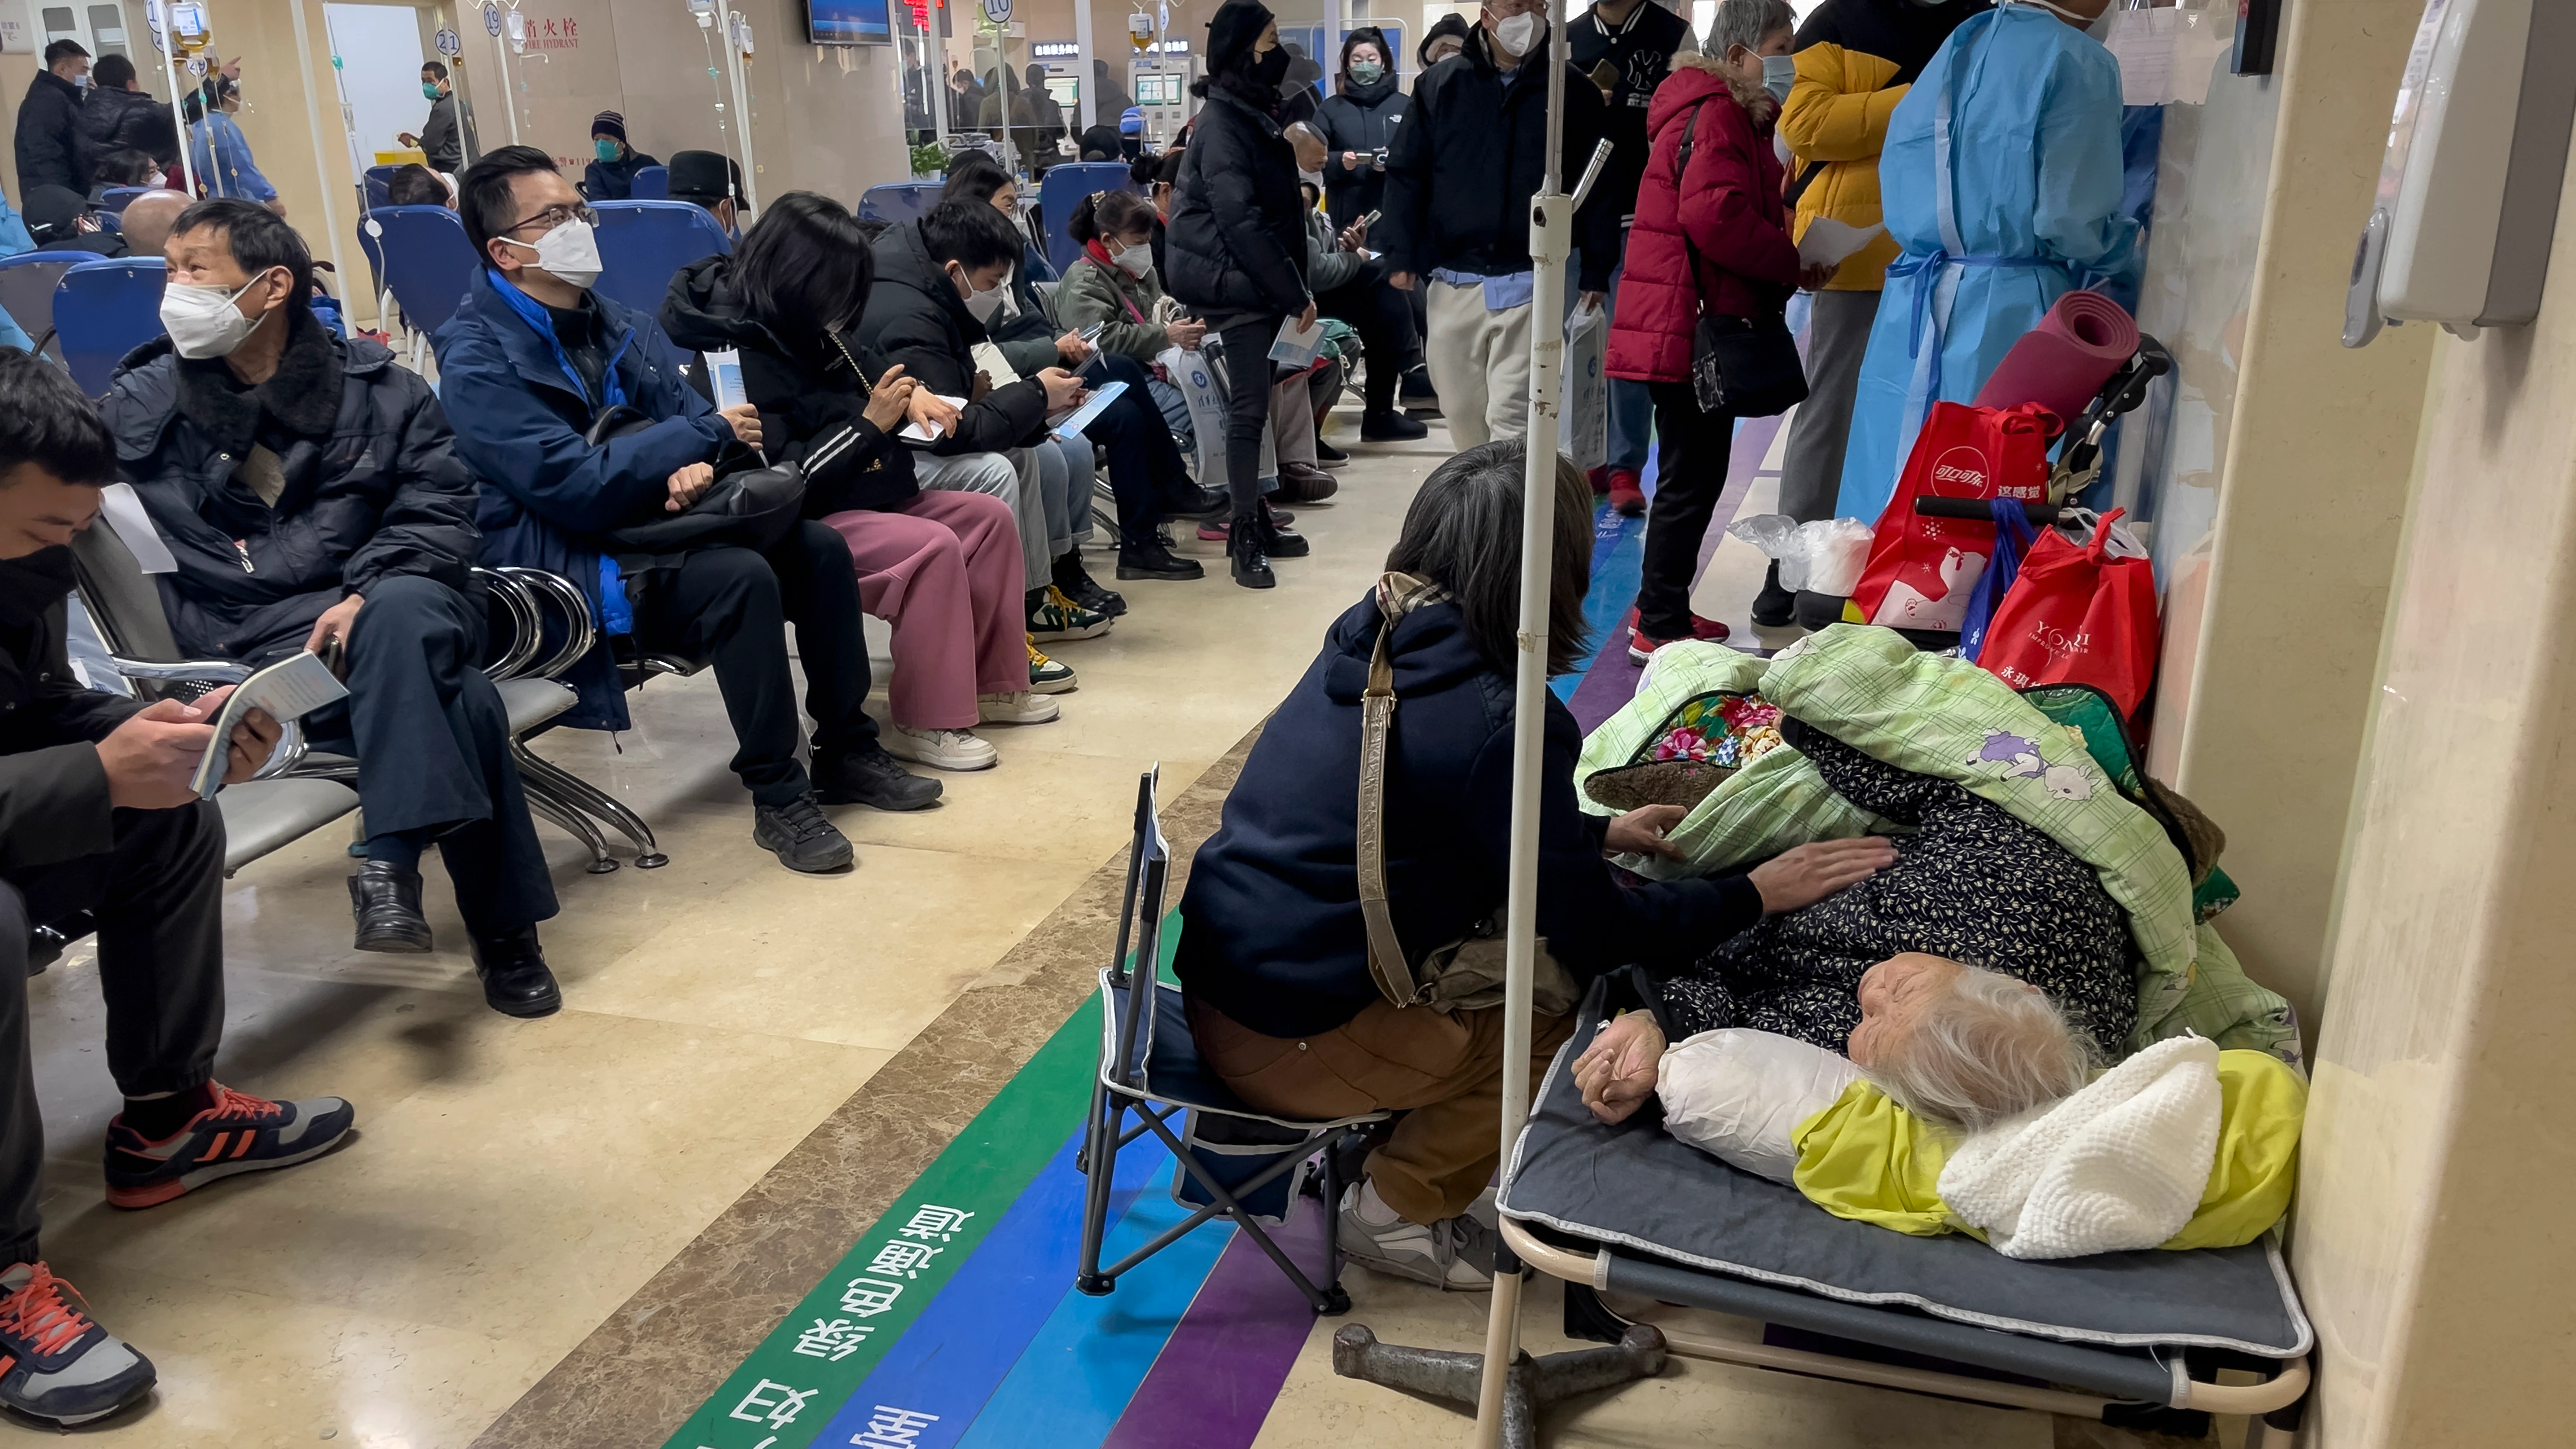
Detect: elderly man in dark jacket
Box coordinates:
(105, 200, 564, 1017)
(0, 351, 355, 1427)
(1375, 0, 1621, 448)
(75, 55, 181, 184)
(436, 146, 937, 874)
(14, 40, 89, 194)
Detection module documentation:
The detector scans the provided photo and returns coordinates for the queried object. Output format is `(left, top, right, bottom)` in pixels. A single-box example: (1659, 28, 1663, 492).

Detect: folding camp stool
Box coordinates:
(1074, 767, 1388, 1315)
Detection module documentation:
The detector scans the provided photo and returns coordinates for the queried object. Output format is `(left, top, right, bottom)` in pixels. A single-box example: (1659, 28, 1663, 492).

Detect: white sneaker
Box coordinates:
(977, 691, 1061, 725)
(882, 724, 998, 772)
(1336, 1182, 1497, 1291)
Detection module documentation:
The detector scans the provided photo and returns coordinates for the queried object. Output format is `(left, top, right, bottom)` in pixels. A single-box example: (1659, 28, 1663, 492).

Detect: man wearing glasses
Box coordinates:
(1374, 0, 1621, 449)
(435, 146, 941, 877)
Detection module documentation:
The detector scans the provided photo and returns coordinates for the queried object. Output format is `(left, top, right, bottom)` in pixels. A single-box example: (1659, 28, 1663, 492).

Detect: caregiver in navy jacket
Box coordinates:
(1173, 440, 1893, 1291)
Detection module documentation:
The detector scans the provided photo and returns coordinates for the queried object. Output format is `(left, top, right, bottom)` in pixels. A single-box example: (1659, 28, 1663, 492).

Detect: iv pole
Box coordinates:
(149, 1, 199, 195)
(285, 0, 355, 323)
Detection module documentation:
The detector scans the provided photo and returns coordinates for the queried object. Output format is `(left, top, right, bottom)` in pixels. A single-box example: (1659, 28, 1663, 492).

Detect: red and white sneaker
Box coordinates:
(1606, 469, 1646, 516)
(102, 1083, 356, 1210)
(0, 1262, 155, 1425)
(1625, 607, 1730, 663)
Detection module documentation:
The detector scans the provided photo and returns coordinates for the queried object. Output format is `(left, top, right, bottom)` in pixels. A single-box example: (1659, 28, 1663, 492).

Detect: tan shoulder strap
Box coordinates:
(1356, 573, 1448, 1009)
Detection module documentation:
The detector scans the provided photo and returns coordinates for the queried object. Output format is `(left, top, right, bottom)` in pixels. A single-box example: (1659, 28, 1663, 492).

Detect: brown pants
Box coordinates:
(1187, 994, 1574, 1227)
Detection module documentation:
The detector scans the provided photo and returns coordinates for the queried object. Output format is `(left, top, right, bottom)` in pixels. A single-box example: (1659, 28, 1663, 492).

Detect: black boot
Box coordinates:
(816, 746, 943, 810)
(1230, 525, 1276, 589)
(349, 861, 431, 954)
(1052, 550, 1127, 617)
(1360, 408, 1428, 441)
(1163, 483, 1230, 520)
(1258, 501, 1309, 559)
(1751, 560, 1796, 629)
(1116, 531, 1206, 580)
(470, 925, 563, 1018)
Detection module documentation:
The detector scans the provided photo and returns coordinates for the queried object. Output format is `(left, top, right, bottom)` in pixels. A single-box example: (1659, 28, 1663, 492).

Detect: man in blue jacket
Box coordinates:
(106, 200, 563, 1017)
(435, 146, 939, 875)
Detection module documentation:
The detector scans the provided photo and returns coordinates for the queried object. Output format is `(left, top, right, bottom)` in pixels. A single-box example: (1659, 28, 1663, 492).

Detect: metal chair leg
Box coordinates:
(524, 785, 618, 874)
(514, 743, 667, 867)
(1075, 1087, 1123, 1297)
(1331, 1323, 1667, 1449)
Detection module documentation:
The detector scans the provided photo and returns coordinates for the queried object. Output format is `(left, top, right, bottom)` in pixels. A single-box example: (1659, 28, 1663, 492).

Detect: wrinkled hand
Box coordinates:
(1338, 218, 1371, 252)
(863, 364, 916, 431)
(720, 403, 763, 447)
(397, 131, 420, 148)
(1571, 1012, 1668, 1125)
(1603, 803, 1687, 861)
(665, 462, 715, 513)
(1166, 318, 1208, 350)
(1387, 270, 1415, 292)
(1038, 366, 1086, 412)
(191, 684, 281, 784)
(1799, 261, 1838, 292)
(303, 592, 364, 656)
(907, 386, 961, 437)
(96, 697, 220, 810)
(1056, 329, 1095, 366)
(1748, 836, 1899, 914)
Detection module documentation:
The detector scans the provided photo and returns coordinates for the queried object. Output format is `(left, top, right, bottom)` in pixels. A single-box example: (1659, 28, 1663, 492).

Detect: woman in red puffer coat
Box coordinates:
(1605, 15, 1818, 661)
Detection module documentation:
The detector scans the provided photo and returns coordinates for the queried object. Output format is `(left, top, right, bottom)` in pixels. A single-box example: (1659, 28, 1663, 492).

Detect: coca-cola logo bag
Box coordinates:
(1845, 402, 2057, 634)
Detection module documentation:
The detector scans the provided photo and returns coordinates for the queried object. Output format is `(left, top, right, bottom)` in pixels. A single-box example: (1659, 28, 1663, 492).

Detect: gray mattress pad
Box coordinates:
(1495, 1017, 2314, 1358)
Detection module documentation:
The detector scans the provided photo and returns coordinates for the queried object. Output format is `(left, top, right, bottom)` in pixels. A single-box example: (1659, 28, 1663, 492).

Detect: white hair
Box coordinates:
(1710, 0, 1796, 56)
(1865, 964, 2096, 1133)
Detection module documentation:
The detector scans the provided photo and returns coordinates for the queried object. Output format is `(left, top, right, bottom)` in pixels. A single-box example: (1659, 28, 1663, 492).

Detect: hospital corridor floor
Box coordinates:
(16, 402, 2246, 1449)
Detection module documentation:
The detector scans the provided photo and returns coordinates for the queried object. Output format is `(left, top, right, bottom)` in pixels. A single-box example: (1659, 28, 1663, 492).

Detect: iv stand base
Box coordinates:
(1331, 1322, 1667, 1449)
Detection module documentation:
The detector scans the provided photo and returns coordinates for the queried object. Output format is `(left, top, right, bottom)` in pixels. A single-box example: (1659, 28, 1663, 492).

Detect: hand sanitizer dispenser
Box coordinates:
(2345, 0, 2576, 346)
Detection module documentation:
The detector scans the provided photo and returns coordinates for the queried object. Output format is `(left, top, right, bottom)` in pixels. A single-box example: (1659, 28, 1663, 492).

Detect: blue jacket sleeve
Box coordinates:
(436, 328, 729, 536)
(2032, 49, 2138, 286)
(0, 303, 31, 355)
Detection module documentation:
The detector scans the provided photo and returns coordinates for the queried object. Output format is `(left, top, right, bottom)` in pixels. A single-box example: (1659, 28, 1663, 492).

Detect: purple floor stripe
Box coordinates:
(1094, 1201, 1329, 1449)
(1567, 414, 1786, 732)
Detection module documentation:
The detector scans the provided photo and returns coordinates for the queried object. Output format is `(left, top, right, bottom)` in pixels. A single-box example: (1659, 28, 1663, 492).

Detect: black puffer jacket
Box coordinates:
(14, 70, 85, 194)
(851, 220, 1051, 457)
(1165, 89, 1310, 320)
(1376, 24, 1622, 291)
(103, 310, 482, 659)
(77, 84, 182, 171)
(661, 255, 919, 516)
(1312, 76, 1408, 228)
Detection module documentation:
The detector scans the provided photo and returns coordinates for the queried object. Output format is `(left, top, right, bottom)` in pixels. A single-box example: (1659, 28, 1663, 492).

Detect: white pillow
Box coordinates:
(1656, 1028, 1864, 1182)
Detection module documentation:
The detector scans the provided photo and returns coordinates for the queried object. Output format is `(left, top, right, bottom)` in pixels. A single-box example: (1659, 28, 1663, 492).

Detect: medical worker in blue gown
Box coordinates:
(1833, 0, 2136, 522)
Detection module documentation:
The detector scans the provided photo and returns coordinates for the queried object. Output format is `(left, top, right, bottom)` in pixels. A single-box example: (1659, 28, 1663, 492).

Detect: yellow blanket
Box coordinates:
(1790, 1049, 2306, 1251)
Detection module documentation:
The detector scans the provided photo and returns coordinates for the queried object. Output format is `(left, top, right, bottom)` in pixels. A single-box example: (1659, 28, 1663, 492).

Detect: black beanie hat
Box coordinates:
(1205, 0, 1276, 76)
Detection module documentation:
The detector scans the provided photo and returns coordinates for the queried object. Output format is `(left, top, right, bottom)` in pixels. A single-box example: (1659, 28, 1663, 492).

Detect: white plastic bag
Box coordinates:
(1724, 513, 1876, 595)
(1559, 303, 1607, 474)
(1156, 344, 1274, 490)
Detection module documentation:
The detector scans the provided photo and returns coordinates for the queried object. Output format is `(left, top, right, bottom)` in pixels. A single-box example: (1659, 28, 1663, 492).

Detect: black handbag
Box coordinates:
(585, 405, 806, 555)
(1674, 101, 1810, 419)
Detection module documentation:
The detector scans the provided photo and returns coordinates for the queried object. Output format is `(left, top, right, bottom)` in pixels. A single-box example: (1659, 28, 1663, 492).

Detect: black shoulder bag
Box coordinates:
(1675, 101, 1810, 418)
(587, 404, 806, 555)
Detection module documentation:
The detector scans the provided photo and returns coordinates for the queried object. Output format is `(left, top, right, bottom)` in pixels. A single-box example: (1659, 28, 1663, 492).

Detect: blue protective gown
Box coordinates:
(189, 112, 277, 203)
(1833, 3, 2138, 522)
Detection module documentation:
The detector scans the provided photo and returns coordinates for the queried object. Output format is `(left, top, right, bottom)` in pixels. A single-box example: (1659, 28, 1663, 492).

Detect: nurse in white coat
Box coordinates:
(1833, 0, 2137, 523)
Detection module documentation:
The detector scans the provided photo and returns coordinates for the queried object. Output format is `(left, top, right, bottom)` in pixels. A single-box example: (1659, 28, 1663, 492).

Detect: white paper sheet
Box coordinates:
(190, 650, 350, 799)
(97, 482, 178, 574)
(1797, 217, 1886, 270)
(2106, 6, 2229, 107)
(702, 347, 748, 412)
(898, 395, 973, 445)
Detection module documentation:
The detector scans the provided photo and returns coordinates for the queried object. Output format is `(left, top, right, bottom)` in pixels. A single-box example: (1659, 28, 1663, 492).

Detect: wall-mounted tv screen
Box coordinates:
(810, 0, 892, 45)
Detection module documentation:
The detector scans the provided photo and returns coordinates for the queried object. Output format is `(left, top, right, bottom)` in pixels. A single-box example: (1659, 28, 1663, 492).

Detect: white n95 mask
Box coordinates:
(1112, 243, 1154, 279)
(1495, 12, 1541, 57)
(159, 276, 271, 360)
(502, 217, 603, 290)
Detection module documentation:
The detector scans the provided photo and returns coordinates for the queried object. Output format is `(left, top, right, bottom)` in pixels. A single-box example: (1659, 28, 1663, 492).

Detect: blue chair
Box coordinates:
(589, 200, 732, 319)
(358, 207, 479, 368)
(1038, 161, 1141, 275)
(96, 186, 152, 215)
(0, 250, 107, 363)
(56, 259, 167, 396)
(630, 165, 669, 200)
(364, 164, 402, 213)
(857, 181, 943, 226)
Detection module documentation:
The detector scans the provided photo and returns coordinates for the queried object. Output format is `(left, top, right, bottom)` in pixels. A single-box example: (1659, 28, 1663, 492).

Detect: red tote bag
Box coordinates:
(1978, 508, 2162, 718)
(1846, 402, 2057, 633)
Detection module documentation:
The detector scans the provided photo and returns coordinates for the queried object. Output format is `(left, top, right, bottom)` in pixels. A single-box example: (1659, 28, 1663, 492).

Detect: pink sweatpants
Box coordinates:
(818, 490, 1025, 731)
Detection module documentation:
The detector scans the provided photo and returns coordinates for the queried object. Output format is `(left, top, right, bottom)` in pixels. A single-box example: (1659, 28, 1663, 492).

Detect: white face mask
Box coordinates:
(1762, 54, 1796, 103)
(1109, 240, 1154, 279)
(159, 274, 273, 360)
(1494, 12, 1541, 57)
(500, 217, 603, 290)
(950, 263, 1007, 321)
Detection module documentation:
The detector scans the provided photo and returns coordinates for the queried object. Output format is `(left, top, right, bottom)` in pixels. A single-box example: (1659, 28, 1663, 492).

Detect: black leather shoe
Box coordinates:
(469, 926, 562, 1018)
(1230, 529, 1276, 589)
(1361, 408, 1429, 442)
(1116, 534, 1206, 581)
(1751, 560, 1796, 629)
(1314, 435, 1349, 466)
(1258, 504, 1310, 559)
(817, 747, 943, 811)
(349, 862, 431, 954)
(1162, 484, 1230, 521)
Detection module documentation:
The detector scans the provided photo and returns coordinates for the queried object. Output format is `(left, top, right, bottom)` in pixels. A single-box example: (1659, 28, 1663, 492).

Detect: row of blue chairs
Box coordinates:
(859, 161, 1142, 276)
(357, 161, 671, 212)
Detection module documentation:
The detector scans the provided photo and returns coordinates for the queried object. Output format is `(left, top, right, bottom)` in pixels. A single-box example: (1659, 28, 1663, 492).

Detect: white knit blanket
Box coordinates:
(1937, 1035, 2223, 1260)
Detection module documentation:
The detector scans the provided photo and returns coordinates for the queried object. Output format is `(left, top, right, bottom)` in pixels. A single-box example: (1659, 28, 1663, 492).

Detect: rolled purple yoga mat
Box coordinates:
(1974, 289, 2139, 428)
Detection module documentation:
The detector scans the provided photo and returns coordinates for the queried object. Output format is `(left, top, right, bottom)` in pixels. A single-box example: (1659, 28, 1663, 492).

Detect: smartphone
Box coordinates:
(1359, 209, 1382, 229)
(1077, 322, 1105, 345)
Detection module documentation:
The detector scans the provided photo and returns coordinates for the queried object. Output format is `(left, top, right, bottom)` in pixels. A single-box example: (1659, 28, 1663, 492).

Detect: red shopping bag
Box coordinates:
(1978, 508, 2162, 718)
(1846, 402, 2058, 632)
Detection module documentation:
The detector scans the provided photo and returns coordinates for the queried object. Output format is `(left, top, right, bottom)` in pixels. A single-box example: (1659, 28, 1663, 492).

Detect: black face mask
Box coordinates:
(0, 546, 78, 631)
(1252, 48, 1292, 87)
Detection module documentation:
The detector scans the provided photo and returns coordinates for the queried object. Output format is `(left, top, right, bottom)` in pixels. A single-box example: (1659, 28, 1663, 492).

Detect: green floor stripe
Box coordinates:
(667, 915, 1180, 1449)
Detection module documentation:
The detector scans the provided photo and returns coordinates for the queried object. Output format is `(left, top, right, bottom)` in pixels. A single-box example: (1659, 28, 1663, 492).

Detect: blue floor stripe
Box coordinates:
(948, 1145, 1236, 1449)
(816, 1127, 1171, 1448)
(1556, 494, 1648, 700)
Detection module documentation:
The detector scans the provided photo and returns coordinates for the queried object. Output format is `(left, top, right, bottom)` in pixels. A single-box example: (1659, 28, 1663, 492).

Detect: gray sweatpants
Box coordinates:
(1778, 288, 1883, 524)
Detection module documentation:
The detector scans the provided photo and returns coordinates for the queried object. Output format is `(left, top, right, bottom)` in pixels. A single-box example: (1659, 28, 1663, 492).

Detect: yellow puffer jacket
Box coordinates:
(1779, 0, 1990, 290)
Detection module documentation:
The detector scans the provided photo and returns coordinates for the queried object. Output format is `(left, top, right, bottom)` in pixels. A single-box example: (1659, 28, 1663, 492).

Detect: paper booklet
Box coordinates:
(702, 348, 749, 412)
(1049, 380, 1128, 441)
(188, 649, 350, 801)
(1269, 316, 1328, 369)
(897, 395, 972, 445)
(1797, 217, 1886, 270)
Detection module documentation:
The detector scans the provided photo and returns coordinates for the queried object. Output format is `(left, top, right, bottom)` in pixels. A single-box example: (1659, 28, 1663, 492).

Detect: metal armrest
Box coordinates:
(499, 567, 598, 679)
(103, 655, 310, 782)
(475, 567, 545, 680)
